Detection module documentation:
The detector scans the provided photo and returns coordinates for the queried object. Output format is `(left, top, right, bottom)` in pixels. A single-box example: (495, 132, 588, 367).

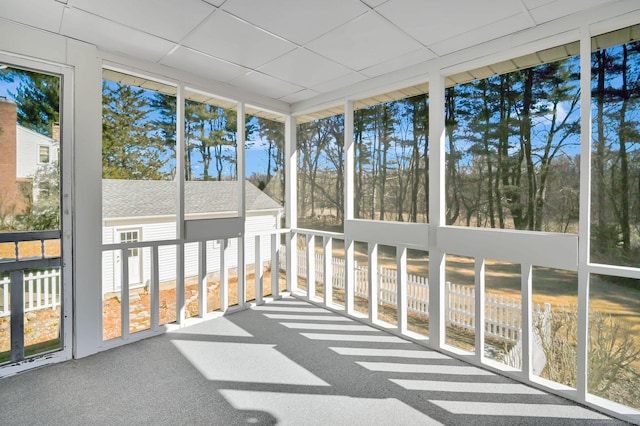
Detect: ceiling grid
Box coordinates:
(0, 0, 636, 122)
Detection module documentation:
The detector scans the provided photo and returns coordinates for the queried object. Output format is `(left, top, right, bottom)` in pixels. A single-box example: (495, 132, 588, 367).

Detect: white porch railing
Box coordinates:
(0, 269, 61, 317)
(285, 248, 551, 344)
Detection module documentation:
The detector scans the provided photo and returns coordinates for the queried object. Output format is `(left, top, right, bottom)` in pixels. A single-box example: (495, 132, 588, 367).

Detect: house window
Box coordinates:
(119, 229, 139, 257)
(39, 145, 50, 163)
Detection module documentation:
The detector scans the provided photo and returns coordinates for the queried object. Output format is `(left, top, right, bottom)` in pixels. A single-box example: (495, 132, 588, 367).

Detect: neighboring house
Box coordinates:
(0, 98, 59, 214)
(101, 179, 284, 295)
(16, 125, 59, 180)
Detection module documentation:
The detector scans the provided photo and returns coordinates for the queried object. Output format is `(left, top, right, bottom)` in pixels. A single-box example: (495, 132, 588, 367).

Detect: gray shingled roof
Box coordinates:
(102, 179, 282, 219)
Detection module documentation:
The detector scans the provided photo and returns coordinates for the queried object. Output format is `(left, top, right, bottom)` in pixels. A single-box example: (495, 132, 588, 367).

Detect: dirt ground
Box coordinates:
(0, 269, 287, 359)
(102, 270, 287, 340)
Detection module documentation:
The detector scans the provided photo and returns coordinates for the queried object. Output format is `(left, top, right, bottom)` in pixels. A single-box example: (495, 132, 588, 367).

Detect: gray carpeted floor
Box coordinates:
(0, 297, 632, 425)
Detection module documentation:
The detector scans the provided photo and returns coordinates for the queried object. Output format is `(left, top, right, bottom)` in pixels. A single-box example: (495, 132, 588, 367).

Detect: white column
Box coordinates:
(237, 102, 246, 307)
(344, 100, 355, 314)
(176, 84, 186, 325)
(577, 25, 593, 403)
(70, 43, 102, 358)
(285, 115, 298, 292)
(428, 68, 446, 347)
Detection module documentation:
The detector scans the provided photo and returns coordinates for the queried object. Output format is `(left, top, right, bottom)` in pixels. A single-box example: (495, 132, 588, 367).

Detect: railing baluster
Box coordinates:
(198, 241, 207, 316)
(150, 246, 160, 332)
(220, 240, 228, 312)
(271, 234, 279, 299)
(397, 246, 407, 333)
(28, 271, 34, 311)
(36, 271, 42, 309)
(10, 270, 24, 362)
(255, 234, 263, 305)
(323, 236, 332, 306)
(306, 234, 315, 299)
(368, 242, 378, 322)
(121, 248, 130, 340)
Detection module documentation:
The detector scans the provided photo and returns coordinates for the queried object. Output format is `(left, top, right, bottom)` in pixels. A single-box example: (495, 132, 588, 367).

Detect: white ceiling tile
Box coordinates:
(1, 0, 65, 32)
(229, 71, 304, 99)
(278, 89, 320, 104)
(360, 48, 435, 78)
(159, 47, 249, 83)
(182, 11, 297, 69)
(430, 14, 533, 56)
(306, 11, 423, 71)
(60, 7, 176, 62)
(69, 0, 215, 42)
(202, 0, 226, 6)
(528, 0, 615, 24)
(522, 0, 556, 9)
(258, 48, 353, 88)
(361, 0, 390, 7)
(310, 72, 368, 94)
(377, 0, 523, 47)
(222, 0, 369, 45)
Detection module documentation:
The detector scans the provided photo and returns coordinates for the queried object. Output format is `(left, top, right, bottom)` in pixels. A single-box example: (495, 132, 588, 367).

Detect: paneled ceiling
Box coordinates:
(0, 0, 624, 110)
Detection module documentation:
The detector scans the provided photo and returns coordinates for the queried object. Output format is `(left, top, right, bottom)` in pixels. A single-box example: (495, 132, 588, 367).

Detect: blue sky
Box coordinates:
(4, 73, 272, 179)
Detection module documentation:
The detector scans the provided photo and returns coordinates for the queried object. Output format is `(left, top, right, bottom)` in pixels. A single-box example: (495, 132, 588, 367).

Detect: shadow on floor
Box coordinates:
(0, 296, 632, 425)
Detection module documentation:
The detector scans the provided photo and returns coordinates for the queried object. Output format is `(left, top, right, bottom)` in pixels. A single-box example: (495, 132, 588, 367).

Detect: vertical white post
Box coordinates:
(368, 242, 378, 322)
(323, 236, 333, 306)
(271, 233, 280, 299)
(521, 263, 533, 378)
(198, 241, 208, 316)
(577, 25, 593, 403)
(70, 47, 101, 359)
(151, 246, 160, 331)
(344, 239, 355, 314)
(255, 234, 263, 305)
(344, 99, 355, 315)
(475, 258, 485, 362)
(428, 67, 446, 347)
(220, 240, 228, 312)
(176, 83, 186, 326)
(306, 234, 315, 299)
(121, 249, 130, 339)
(397, 246, 408, 333)
(237, 102, 246, 308)
(285, 115, 297, 293)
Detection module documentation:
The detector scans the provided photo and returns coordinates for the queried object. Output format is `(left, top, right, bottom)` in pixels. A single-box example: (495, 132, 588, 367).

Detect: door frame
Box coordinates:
(0, 53, 73, 378)
(115, 227, 143, 290)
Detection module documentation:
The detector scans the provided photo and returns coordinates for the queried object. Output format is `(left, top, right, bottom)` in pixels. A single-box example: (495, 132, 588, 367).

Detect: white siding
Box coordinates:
(101, 213, 278, 295)
(16, 126, 58, 179)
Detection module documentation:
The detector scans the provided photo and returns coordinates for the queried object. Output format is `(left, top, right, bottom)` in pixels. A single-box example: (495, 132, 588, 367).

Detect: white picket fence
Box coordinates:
(286, 248, 553, 344)
(0, 269, 61, 317)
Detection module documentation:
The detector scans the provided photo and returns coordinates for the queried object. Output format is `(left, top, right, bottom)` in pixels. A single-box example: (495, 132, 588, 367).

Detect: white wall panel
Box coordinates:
(345, 219, 429, 250)
(437, 226, 578, 271)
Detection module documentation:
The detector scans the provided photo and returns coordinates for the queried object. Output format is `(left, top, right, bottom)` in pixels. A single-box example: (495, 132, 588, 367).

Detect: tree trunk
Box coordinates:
(522, 68, 536, 230)
(619, 44, 631, 255)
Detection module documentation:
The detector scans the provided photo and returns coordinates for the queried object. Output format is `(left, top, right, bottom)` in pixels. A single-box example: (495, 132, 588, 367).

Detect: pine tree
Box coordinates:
(102, 82, 169, 180)
(2, 69, 60, 137)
